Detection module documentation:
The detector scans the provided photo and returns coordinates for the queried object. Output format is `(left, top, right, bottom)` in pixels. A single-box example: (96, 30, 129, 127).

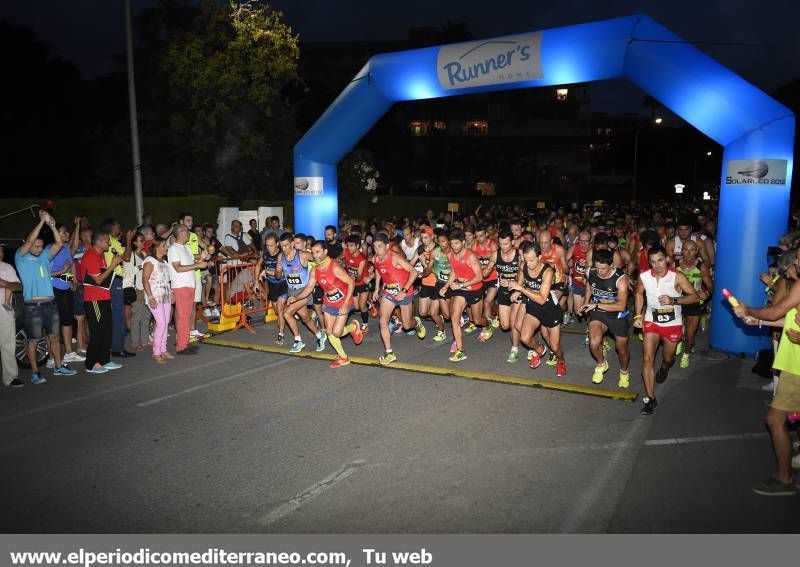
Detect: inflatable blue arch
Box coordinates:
(293, 14, 795, 354)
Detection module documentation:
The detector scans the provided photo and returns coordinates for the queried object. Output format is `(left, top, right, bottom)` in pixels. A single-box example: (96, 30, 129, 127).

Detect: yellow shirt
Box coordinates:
(188, 232, 200, 277)
(104, 235, 125, 277)
(773, 307, 800, 375)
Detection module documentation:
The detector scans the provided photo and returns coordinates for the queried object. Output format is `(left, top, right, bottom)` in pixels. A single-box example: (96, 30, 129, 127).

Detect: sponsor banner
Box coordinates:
(437, 33, 543, 90)
(725, 159, 787, 186)
(294, 176, 324, 196)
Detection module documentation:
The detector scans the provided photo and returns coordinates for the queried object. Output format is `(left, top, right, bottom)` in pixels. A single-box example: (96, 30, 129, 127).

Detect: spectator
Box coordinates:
(177, 212, 206, 342)
(82, 231, 124, 373)
(71, 219, 92, 355)
(100, 218, 135, 358)
(48, 222, 85, 367)
(126, 232, 150, 352)
(0, 243, 22, 388)
(137, 212, 153, 232)
(248, 219, 262, 251)
(15, 211, 77, 383)
(140, 225, 155, 255)
(142, 237, 173, 363)
(168, 225, 207, 355)
(261, 216, 282, 240)
(223, 219, 256, 300)
(201, 223, 222, 311)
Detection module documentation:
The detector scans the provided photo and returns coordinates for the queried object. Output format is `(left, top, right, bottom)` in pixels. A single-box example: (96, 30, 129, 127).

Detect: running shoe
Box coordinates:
(414, 316, 426, 339)
(676, 340, 684, 356)
(478, 326, 493, 342)
(463, 322, 477, 335)
(506, 349, 519, 364)
(103, 361, 123, 370)
(360, 323, 369, 333)
(592, 360, 609, 384)
(618, 369, 630, 389)
(527, 349, 535, 361)
(315, 332, 327, 352)
(8, 378, 23, 388)
(450, 340, 459, 353)
(751, 477, 797, 496)
(276, 333, 285, 346)
(546, 352, 558, 366)
(460, 313, 469, 327)
(433, 330, 447, 343)
(655, 366, 670, 384)
(86, 364, 109, 374)
(329, 357, 350, 369)
(54, 365, 77, 376)
(63, 351, 86, 363)
(449, 350, 467, 363)
(640, 396, 658, 415)
(289, 339, 306, 353)
(529, 347, 546, 369)
(30, 372, 47, 385)
(556, 359, 567, 377)
(350, 319, 364, 345)
(679, 352, 690, 369)
(791, 453, 800, 470)
(602, 338, 611, 355)
(490, 316, 500, 329)
(379, 352, 397, 365)
(45, 358, 55, 369)
(389, 316, 401, 335)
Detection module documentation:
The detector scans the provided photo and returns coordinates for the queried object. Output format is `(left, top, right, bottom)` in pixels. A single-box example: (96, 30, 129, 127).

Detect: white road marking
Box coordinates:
(559, 414, 650, 532)
(0, 351, 255, 423)
(258, 460, 367, 527)
(138, 358, 292, 407)
(644, 432, 768, 446)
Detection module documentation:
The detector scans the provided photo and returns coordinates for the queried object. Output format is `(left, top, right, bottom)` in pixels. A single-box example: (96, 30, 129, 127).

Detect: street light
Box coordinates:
(632, 117, 662, 202)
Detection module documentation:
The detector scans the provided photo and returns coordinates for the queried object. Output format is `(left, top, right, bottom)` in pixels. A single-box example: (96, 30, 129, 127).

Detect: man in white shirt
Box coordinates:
(0, 244, 22, 387)
(168, 226, 207, 354)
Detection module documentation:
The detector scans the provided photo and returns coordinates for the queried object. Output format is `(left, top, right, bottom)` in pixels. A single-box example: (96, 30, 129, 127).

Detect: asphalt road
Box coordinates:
(0, 318, 797, 533)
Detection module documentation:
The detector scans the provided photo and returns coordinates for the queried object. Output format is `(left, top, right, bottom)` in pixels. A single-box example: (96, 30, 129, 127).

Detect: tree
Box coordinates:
(159, 0, 300, 198)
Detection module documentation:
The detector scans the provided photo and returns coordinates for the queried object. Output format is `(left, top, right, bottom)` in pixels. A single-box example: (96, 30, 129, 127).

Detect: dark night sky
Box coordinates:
(1, 0, 798, 116)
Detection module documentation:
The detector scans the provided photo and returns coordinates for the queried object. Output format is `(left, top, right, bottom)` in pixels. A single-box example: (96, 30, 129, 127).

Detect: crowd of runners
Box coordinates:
(258, 203, 718, 416)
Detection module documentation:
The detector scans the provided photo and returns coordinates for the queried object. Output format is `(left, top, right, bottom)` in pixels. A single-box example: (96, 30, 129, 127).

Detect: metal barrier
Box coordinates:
(203, 261, 270, 334)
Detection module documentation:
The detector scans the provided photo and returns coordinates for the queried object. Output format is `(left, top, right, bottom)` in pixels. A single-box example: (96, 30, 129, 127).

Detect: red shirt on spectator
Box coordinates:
(81, 247, 112, 301)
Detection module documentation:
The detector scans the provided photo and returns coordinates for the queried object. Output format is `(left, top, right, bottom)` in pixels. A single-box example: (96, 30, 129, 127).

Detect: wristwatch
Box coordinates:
(401, 287, 408, 293)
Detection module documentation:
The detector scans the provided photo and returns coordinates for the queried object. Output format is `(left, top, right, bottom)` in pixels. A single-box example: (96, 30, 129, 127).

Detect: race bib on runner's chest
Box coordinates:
(326, 289, 344, 303)
(652, 308, 676, 324)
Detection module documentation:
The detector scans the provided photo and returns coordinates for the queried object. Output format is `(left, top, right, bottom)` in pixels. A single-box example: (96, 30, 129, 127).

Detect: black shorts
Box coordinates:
(123, 286, 137, 306)
(434, 281, 451, 300)
(54, 288, 75, 327)
(354, 283, 369, 295)
(267, 280, 288, 302)
(482, 280, 498, 294)
(524, 300, 562, 328)
(312, 285, 323, 305)
(419, 284, 438, 300)
(73, 283, 85, 316)
(451, 288, 483, 305)
(589, 309, 631, 338)
(497, 289, 515, 307)
(551, 281, 567, 294)
(682, 302, 705, 317)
